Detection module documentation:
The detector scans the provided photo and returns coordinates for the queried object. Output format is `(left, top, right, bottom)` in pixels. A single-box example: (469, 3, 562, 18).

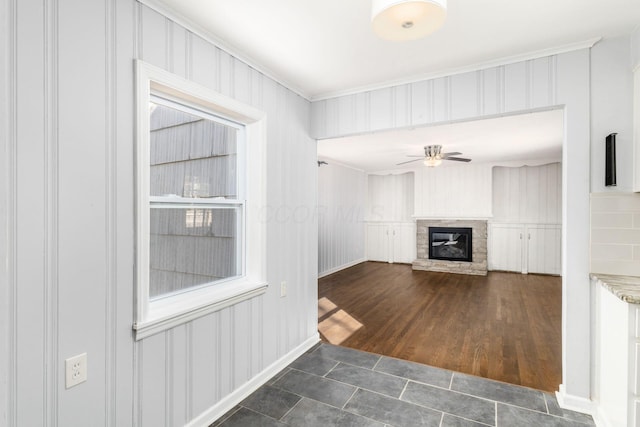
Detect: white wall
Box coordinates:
(492, 163, 562, 224)
(413, 164, 492, 218)
(311, 48, 594, 407)
(1, 1, 318, 426)
(318, 162, 367, 277)
(367, 172, 414, 221)
(591, 36, 635, 192)
(632, 27, 640, 71)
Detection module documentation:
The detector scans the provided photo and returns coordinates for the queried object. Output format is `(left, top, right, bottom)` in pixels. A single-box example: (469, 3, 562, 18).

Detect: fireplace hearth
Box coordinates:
(429, 227, 472, 262)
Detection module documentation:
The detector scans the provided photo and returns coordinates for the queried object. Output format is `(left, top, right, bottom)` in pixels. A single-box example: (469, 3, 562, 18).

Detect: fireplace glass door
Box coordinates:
(428, 227, 473, 262)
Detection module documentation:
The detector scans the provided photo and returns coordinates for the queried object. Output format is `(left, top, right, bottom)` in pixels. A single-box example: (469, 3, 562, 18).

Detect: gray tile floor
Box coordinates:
(212, 343, 595, 427)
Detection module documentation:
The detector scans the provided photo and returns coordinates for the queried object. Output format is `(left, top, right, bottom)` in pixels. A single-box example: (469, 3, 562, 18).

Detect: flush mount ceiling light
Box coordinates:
(371, 0, 447, 41)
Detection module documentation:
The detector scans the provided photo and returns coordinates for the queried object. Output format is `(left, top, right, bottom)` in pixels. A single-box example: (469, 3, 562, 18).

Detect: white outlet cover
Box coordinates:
(65, 352, 87, 389)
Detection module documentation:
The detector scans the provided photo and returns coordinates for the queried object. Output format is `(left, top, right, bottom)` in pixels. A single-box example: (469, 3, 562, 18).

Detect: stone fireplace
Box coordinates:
(414, 219, 487, 275)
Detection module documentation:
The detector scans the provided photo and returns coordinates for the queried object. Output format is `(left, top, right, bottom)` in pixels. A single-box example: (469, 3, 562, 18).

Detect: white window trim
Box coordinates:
(133, 60, 267, 340)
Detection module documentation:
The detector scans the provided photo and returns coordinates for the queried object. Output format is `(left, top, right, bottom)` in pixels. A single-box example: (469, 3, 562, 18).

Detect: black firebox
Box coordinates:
(428, 227, 472, 262)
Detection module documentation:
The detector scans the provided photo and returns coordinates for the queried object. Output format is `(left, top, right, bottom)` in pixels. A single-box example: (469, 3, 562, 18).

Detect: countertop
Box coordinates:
(591, 273, 640, 304)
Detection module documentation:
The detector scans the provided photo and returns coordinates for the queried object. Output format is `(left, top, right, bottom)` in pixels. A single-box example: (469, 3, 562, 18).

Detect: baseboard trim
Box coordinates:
(591, 405, 615, 427)
(186, 333, 320, 427)
(318, 258, 366, 279)
(556, 384, 596, 416)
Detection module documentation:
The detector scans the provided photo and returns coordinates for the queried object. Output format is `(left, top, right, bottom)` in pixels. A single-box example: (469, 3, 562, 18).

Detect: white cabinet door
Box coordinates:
(392, 223, 416, 264)
(489, 223, 561, 275)
(527, 225, 561, 275)
(488, 224, 523, 273)
(366, 222, 415, 264)
(366, 223, 390, 262)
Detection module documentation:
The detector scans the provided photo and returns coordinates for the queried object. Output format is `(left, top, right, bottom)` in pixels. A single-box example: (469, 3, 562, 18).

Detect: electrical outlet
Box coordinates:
(65, 353, 87, 389)
(280, 281, 287, 297)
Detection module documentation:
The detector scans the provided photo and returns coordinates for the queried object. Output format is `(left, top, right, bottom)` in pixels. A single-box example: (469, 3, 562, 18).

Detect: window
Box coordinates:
(134, 61, 267, 339)
(148, 97, 244, 298)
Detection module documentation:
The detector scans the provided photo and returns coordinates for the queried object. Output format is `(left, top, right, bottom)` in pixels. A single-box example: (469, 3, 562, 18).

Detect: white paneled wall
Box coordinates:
(590, 193, 640, 276)
(2, 1, 318, 426)
(490, 163, 562, 275)
(311, 48, 594, 404)
(367, 172, 414, 221)
(318, 163, 367, 277)
(365, 173, 416, 264)
(312, 55, 566, 140)
(414, 164, 493, 218)
(591, 36, 635, 192)
(492, 163, 562, 223)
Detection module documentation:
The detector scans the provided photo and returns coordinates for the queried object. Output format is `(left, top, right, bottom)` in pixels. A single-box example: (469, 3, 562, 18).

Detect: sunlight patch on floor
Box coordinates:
(318, 297, 363, 345)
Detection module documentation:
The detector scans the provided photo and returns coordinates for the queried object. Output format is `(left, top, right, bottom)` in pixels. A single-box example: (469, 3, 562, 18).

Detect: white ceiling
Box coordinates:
(149, 0, 639, 100)
(317, 109, 564, 173)
(147, 0, 636, 171)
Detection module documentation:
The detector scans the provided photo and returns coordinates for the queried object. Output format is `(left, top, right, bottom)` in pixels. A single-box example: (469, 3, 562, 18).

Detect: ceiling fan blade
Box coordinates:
(396, 158, 424, 165)
(444, 157, 471, 162)
(441, 152, 462, 157)
(406, 155, 424, 158)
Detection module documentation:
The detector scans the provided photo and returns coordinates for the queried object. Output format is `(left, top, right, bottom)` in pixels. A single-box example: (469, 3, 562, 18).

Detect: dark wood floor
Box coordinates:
(318, 262, 562, 392)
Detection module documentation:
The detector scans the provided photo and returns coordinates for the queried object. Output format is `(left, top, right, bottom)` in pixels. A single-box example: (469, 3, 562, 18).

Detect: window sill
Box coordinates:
(133, 279, 268, 340)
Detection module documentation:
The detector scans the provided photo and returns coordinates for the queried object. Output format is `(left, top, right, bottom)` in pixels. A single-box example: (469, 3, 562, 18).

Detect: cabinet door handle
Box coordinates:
(528, 233, 531, 240)
(520, 233, 523, 240)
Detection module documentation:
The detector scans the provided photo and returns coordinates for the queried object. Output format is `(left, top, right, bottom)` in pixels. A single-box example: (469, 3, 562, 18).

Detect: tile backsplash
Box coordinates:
(590, 192, 640, 276)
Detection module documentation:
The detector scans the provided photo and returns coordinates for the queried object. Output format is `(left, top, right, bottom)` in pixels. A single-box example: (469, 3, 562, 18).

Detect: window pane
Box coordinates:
(149, 101, 237, 198)
(149, 206, 241, 298)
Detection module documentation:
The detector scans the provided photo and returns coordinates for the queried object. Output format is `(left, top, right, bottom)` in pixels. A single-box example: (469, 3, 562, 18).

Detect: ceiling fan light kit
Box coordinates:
(424, 157, 443, 167)
(396, 144, 471, 167)
(371, 0, 447, 41)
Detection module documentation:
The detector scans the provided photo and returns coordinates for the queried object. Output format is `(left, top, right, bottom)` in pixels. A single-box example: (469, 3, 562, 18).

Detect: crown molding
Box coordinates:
(136, 0, 312, 101)
(311, 37, 602, 101)
(136, 0, 602, 105)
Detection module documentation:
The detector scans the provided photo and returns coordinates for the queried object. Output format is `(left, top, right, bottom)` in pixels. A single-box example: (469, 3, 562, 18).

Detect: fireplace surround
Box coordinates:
(414, 219, 487, 275)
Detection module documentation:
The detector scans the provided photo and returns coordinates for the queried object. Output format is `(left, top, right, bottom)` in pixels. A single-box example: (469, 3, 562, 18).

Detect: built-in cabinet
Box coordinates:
(366, 172, 415, 264)
(488, 223, 561, 275)
(592, 275, 640, 427)
(488, 164, 562, 275)
(366, 222, 416, 264)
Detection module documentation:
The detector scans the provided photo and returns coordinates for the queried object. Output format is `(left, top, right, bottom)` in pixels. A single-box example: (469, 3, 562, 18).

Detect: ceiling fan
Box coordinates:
(397, 145, 471, 167)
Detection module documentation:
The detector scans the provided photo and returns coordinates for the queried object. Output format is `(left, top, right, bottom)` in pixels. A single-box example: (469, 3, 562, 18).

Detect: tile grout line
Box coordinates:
(495, 401, 498, 427)
(449, 372, 455, 390)
(438, 412, 444, 427)
(279, 396, 304, 421)
(543, 393, 550, 414)
(398, 380, 410, 400)
(439, 410, 494, 427)
(322, 361, 340, 378)
(342, 387, 360, 410)
(371, 355, 382, 371)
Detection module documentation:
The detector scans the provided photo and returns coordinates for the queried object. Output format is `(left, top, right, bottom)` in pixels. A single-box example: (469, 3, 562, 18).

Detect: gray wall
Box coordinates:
(1, 0, 318, 426)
